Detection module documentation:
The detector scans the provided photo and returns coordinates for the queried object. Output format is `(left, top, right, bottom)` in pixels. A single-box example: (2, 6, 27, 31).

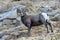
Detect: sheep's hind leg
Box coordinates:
(46, 20, 53, 33)
(48, 23, 53, 33)
(45, 23, 49, 33)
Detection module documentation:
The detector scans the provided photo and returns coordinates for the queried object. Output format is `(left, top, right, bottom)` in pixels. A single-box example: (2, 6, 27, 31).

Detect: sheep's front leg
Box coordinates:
(27, 23, 31, 36)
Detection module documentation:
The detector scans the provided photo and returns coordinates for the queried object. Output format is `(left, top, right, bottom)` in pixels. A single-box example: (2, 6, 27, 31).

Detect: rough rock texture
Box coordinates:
(0, 0, 60, 40)
(0, 21, 59, 40)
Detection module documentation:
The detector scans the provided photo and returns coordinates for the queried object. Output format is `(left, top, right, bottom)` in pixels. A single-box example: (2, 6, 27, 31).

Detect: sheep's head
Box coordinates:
(17, 8, 27, 16)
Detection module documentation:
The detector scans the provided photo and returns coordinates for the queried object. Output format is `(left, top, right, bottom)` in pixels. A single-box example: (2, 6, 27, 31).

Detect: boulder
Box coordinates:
(2, 19, 13, 25)
(7, 9, 17, 18)
(51, 14, 60, 21)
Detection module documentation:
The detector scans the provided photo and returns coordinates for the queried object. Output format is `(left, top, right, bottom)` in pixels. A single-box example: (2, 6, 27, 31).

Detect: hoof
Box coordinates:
(51, 30, 53, 32)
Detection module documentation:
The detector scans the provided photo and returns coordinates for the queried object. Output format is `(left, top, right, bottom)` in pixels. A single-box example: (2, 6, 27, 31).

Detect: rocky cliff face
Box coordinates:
(0, 0, 60, 40)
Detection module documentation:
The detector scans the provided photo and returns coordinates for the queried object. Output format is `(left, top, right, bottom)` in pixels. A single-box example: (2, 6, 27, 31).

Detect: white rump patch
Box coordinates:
(41, 13, 50, 20)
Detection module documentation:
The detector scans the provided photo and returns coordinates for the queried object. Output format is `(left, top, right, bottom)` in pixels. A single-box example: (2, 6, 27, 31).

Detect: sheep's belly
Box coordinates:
(31, 21, 43, 26)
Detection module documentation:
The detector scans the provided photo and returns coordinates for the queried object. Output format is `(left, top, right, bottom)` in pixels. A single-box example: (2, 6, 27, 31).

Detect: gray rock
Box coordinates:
(12, 20, 16, 24)
(2, 19, 12, 25)
(51, 14, 60, 21)
(0, 5, 26, 20)
(7, 9, 17, 18)
(0, 22, 3, 27)
(0, 31, 5, 38)
(16, 16, 21, 21)
(1, 35, 9, 40)
(47, 12, 57, 16)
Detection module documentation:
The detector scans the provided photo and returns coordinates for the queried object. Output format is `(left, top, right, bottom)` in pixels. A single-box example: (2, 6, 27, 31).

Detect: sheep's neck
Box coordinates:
(21, 12, 27, 24)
